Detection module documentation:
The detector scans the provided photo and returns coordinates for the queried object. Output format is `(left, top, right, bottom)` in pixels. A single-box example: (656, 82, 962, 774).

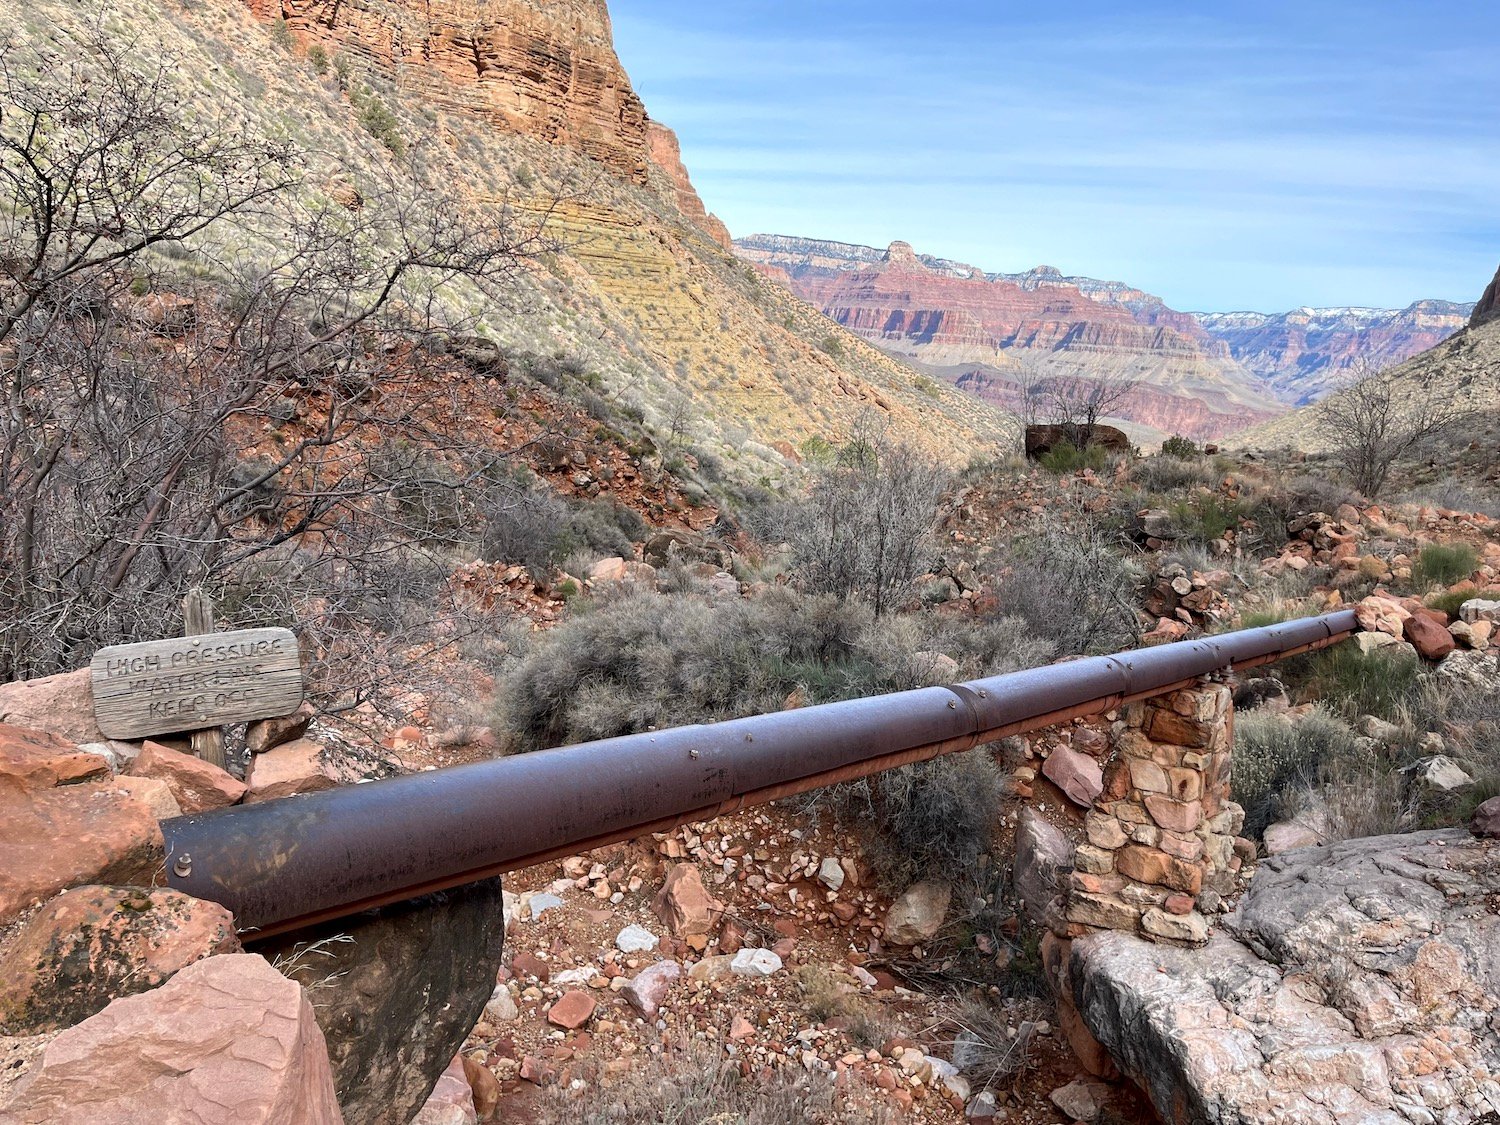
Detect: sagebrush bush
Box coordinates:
(1232, 708, 1359, 839)
(1411, 543, 1479, 591)
(496, 587, 1048, 883)
(990, 515, 1141, 655)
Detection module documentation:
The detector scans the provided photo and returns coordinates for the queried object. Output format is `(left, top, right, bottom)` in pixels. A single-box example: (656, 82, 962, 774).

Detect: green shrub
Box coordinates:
(1160, 434, 1199, 458)
(1166, 493, 1249, 545)
(1037, 442, 1108, 474)
(1424, 587, 1500, 617)
(1411, 543, 1479, 591)
(351, 86, 404, 155)
(307, 44, 328, 74)
(819, 335, 844, 358)
(1232, 708, 1358, 839)
(1301, 644, 1423, 723)
(1130, 455, 1221, 494)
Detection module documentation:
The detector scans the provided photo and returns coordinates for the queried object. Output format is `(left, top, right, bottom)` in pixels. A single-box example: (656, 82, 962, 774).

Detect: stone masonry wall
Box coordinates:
(1061, 683, 1250, 945)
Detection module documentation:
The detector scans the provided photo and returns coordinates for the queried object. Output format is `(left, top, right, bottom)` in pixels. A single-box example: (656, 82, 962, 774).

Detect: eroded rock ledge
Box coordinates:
(1069, 830, 1500, 1124)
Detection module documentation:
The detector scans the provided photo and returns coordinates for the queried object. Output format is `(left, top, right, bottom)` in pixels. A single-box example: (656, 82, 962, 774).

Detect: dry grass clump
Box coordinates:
(538, 1045, 894, 1124)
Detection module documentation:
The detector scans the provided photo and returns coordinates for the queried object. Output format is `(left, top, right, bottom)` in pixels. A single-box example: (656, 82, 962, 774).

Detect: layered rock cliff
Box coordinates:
(737, 235, 1285, 441)
(1196, 301, 1475, 405)
(645, 122, 731, 249)
(246, 0, 652, 181)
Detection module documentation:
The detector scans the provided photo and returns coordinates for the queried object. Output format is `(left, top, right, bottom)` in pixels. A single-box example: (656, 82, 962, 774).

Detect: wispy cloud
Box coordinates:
(611, 0, 1500, 311)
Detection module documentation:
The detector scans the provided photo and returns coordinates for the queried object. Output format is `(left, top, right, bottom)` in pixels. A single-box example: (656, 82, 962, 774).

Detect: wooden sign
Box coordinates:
(91, 628, 303, 740)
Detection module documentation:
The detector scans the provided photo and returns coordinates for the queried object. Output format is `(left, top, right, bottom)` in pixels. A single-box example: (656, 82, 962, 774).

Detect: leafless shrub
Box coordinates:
(0, 27, 557, 699)
(772, 420, 951, 616)
(989, 511, 1142, 655)
(1314, 359, 1464, 498)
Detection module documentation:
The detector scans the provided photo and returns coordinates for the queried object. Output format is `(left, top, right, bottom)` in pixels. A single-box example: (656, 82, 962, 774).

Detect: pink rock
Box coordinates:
(411, 1055, 477, 1125)
(1042, 746, 1104, 808)
(1143, 794, 1203, 834)
(1355, 596, 1410, 638)
(244, 738, 339, 803)
(0, 953, 343, 1123)
(623, 960, 681, 1018)
(0, 669, 108, 745)
(0, 886, 239, 1034)
(110, 776, 182, 821)
(545, 989, 595, 1029)
(0, 723, 110, 791)
(0, 777, 163, 925)
(653, 863, 722, 938)
(128, 741, 246, 814)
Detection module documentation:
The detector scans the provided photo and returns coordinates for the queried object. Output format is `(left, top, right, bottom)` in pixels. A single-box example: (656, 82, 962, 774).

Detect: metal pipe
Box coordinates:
(160, 610, 1358, 938)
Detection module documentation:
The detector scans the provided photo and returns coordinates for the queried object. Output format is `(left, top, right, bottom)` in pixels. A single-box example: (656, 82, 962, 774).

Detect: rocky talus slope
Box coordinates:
(1070, 830, 1500, 1124)
(735, 235, 1286, 443)
(1194, 302, 1474, 405)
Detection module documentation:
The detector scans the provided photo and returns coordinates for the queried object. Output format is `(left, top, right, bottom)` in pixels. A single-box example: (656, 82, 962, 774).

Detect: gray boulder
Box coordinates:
(1013, 807, 1072, 925)
(258, 878, 506, 1125)
(1070, 830, 1500, 1124)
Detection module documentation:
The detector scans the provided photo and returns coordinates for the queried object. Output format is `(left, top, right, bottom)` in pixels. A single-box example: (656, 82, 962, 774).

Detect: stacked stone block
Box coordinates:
(1061, 683, 1246, 946)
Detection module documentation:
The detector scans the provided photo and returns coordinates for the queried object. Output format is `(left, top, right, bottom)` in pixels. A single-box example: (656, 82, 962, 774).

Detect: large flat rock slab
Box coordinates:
(1070, 829, 1500, 1124)
(0, 953, 343, 1123)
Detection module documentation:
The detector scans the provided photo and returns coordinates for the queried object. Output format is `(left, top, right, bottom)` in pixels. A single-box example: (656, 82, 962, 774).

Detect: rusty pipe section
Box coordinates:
(160, 610, 1357, 938)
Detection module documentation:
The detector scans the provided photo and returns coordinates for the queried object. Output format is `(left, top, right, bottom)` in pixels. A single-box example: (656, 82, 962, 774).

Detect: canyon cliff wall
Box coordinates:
(246, 0, 652, 182)
(738, 235, 1284, 441)
(1196, 302, 1475, 405)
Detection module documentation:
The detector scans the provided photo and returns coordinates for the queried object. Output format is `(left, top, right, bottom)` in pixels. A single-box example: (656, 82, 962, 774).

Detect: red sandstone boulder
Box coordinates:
(0, 886, 239, 1034)
(0, 776, 163, 925)
(0, 953, 343, 1123)
(1404, 613, 1457, 661)
(1042, 746, 1104, 808)
(245, 701, 316, 755)
(110, 775, 182, 821)
(1354, 596, 1410, 638)
(0, 723, 110, 791)
(128, 740, 246, 814)
(0, 669, 107, 745)
(244, 738, 339, 803)
(653, 863, 722, 938)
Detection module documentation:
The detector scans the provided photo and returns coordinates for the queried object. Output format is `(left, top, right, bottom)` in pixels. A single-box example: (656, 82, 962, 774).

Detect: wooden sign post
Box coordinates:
(90, 620, 303, 753)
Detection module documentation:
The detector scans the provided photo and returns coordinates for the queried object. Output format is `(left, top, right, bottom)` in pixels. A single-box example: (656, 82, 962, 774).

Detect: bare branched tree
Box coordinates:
(1042, 370, 1135, 435)
(1314, 359, 1462, 498)
(779, 417, 950, 617)
(0, 27, 558, 696)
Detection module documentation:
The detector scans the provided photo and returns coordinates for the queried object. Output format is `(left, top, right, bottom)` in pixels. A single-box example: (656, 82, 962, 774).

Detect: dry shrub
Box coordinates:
(794, 966, 896, 1049)
(1232, 708, 1358, 840)
(537, 1044, 893, 1125)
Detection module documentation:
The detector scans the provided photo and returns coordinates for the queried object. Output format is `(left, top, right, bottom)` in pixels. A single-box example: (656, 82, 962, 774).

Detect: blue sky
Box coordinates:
(610, 1, 1500, 312)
